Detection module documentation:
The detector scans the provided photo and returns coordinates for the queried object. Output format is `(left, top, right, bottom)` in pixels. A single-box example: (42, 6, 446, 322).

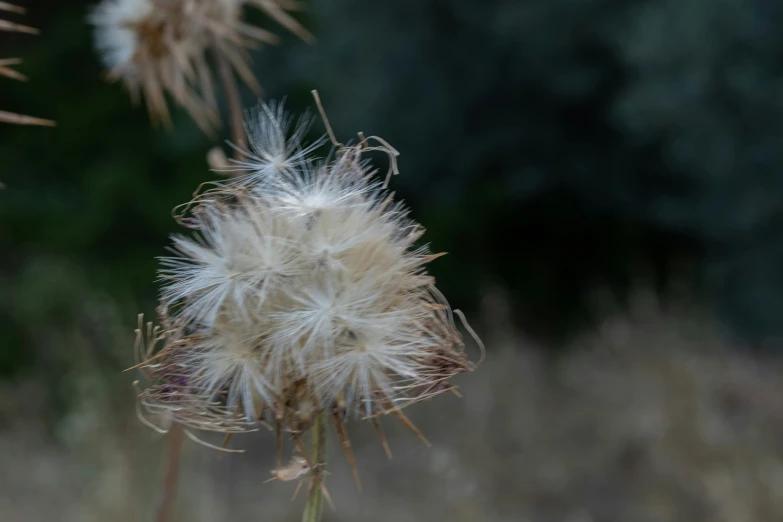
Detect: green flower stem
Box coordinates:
(302, 412, 328, 522)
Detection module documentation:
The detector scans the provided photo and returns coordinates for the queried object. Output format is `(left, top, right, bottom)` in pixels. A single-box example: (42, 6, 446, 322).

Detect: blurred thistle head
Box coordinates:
(88, 0, 312, 133)
(134, 97, 481, 465)
(0, 3, 55, 126)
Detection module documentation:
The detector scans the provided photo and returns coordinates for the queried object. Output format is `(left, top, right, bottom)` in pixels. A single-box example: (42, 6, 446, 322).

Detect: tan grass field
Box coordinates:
(2, 290, 781, 522)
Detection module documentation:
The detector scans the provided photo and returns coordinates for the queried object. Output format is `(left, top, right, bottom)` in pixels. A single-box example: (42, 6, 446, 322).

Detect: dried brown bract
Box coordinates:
(89, 0, 312, 133)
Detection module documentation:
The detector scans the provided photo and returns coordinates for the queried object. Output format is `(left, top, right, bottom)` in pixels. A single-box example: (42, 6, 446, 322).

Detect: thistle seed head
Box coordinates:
(89, 0, 312, 132)
(135, 100, 477, 452)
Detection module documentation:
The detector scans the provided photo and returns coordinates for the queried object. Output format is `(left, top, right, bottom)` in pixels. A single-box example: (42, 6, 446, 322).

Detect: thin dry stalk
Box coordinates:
(0, 2, 24, 14)
(331, 413, 361, 490)
(372, 417, 393, 459)
(0, 110, 55, 126)
(0, 17, 36, 33)
(301, 412, 328, 522)
(0, 58, 25, 80)
(384, 400, 430, 446)
(216, 51, 246, 160)
(155, 423, 184, 522)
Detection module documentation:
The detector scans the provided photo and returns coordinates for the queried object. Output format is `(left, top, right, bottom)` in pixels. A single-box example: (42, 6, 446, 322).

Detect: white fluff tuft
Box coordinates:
(222, 101, 328, 182)
(89, 0, 152, 70)
(145, 101, 468, 426)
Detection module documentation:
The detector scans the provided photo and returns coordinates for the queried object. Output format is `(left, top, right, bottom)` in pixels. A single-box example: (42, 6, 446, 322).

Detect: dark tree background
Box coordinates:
(2, 0, 783, 382)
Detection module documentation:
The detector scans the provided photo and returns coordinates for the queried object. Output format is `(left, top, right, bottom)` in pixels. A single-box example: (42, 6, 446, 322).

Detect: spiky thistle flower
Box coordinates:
(134, 98, 479, 492)
(88, 0, 312, 133)
(0, 2, 54, 126)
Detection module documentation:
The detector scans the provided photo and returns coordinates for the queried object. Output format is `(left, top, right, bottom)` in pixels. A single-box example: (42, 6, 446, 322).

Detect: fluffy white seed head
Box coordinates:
(140, 101, 471, 431)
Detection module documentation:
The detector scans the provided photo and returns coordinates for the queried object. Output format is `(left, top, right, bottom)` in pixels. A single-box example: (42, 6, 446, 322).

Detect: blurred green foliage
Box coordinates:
(1, 0, 783, 383)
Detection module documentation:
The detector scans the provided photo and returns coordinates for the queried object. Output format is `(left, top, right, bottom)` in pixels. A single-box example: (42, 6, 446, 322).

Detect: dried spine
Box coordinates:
(0, 3, 54, 127)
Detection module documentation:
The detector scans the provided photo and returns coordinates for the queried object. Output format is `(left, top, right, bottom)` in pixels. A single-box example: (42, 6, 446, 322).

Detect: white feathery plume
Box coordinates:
(136, 99, 476, 456)
(159, 196, 304, 327)
(222, 100, 328, 182)
(184, 315, 276, 421)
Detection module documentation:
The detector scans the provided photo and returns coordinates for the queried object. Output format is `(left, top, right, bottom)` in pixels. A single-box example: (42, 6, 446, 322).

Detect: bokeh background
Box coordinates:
(2, 0, 783, 520)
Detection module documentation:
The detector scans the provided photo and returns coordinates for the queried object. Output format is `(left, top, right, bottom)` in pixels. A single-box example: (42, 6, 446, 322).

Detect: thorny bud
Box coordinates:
(88, 0, 312, 132)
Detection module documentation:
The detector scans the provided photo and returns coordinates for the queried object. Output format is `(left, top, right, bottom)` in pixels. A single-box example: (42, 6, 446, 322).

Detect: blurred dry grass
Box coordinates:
(1, 288, 782, 522)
